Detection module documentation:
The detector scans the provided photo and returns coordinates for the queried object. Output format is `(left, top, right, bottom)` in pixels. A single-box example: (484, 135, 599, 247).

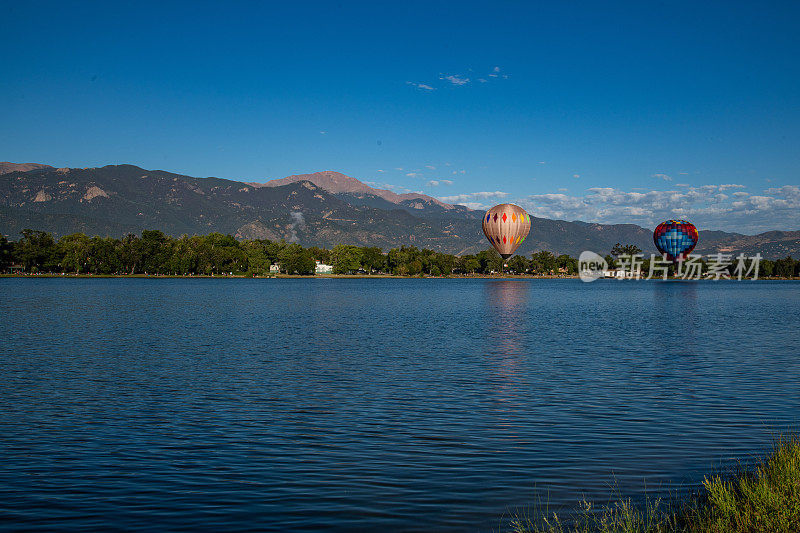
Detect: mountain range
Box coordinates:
(1, 162, 798, 258)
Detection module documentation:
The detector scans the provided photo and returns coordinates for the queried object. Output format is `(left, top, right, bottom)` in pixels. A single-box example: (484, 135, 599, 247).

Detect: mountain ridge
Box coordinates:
(1, 163, 798, 258)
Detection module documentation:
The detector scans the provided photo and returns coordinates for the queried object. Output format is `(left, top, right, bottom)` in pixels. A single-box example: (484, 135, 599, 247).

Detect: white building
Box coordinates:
(269, 264, 281, 273)
(315, 261, 333, 274)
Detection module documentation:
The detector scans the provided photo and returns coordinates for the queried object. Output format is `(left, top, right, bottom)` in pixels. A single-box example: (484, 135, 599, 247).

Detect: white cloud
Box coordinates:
(319, 131, 328, 135)
(652, 173, 672, 181)
(427, 180, 439, 187)
(538, 161, 546, 165)
(441, 179, 453, 185)
(519, 184, 800, 234)
(438, 191, 509, 208)
(766, 184, 800, 200)
(477, 78, 488, 83)
(406, 172, 419, 177)
(365, 181, 414, 194)
(440, 74, 470, 85)
(406, 81, 435, 91)
(573, 174, 580, 179)
(425, 165, 436, 169)
(376, 169, 384, 173)
(395, 167, 403, 171)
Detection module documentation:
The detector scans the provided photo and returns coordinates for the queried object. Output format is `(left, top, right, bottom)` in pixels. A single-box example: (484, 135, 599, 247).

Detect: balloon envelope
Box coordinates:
(482, 204, 531, 259)
(653, 219, 699, 262)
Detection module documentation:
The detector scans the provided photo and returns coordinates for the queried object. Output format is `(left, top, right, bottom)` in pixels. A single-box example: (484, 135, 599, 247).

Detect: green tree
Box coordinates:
(760, 259, 774, 277)
(278, 243, 315, 274)
(386, 245, 421, 275)
(360, 247, 385, 274)
(194, 233, 246, 274)
(476, 248, 502, 273)
(306, 246, 332, 264)
(556, 254, 578, 274)
(140, 230, 173, 274)
(455, 254, 480, 274)
(530, 250, 556, 274)
(242, 240, 271, 275)
(775, 256, 796, 278)
(508, 255, 528, 274)
(611, 243, 643, 257)
(165, 235, 197, 275)
(431, 252, 454, 276)
(120, 234, 143, 274)
(16, 230, 58, 273)
(88, 237, 121, 274)
(331, 244, 363, 274)
(57, 233, 92, 273)
(0, 235, 12, 271)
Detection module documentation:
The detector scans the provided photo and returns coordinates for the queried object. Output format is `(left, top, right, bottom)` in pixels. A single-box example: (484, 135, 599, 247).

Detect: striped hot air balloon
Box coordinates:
(482, 204, 531, 260)
(653, 219, 699, 262)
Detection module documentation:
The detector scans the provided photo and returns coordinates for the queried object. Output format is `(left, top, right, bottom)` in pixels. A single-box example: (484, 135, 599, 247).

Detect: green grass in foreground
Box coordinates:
(507, 433, 800, 533)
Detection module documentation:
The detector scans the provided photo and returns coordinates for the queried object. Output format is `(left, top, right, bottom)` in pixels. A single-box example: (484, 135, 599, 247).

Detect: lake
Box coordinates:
(1, 278, 798, 531)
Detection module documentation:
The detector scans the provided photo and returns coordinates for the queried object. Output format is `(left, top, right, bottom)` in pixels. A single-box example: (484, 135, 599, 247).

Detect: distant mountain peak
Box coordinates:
(253, 170, 458, 209)
(0, 162, 54, 175)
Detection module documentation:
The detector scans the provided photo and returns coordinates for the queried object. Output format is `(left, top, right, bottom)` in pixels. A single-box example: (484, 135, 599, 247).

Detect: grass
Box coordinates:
(506, 433, 800, 533)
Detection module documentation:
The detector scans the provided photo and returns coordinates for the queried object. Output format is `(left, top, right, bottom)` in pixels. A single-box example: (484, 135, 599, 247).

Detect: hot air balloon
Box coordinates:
(653, 219, 699, 262)
(482, 204, 531, 260)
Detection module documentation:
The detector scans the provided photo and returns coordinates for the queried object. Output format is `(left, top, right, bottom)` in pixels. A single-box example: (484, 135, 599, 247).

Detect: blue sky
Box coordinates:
(2, 1, 798, 232)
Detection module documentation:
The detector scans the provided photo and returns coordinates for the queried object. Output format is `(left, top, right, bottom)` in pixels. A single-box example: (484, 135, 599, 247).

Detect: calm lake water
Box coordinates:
(1, 278, 798, 531)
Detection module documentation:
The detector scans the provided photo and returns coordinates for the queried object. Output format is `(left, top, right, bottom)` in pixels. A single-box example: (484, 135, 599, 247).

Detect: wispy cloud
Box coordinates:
(406, 81, 435, 91)
(519, 184, 799, 233)
(408, 66, 508, 91)
(425, 165, 436, 170)
(405, 172, 419, 177)
(438, 191, 508, 209)
(573, 174, 580, 179)
(652, 173, 672, 181)
(440, 74, 470, 85)
(364, 180, 415, 194)
(488, 66, 509, 79)
(427, 179, 454, 187)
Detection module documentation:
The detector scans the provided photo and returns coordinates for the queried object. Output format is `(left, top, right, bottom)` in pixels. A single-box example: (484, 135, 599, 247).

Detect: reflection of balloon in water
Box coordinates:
(653, 219, 699, 262)
(482, 204, 531, 260)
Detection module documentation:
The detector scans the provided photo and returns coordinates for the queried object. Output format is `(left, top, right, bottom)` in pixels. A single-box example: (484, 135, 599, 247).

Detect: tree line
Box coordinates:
(0, 229, 581, 276)
(0, 230, 797, 277)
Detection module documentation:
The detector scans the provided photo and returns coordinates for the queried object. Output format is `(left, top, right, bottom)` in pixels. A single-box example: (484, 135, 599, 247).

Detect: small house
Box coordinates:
(315, 261, 333, 274)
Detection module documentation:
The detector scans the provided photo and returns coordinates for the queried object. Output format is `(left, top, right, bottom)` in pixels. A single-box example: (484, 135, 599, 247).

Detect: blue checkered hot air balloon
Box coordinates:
(653, 219, 699, 262)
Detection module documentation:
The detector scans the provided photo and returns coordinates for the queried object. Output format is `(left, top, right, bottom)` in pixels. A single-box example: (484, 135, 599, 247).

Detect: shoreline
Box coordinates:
(508, 433, 800, 532)
(2, 273, 799, 280)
